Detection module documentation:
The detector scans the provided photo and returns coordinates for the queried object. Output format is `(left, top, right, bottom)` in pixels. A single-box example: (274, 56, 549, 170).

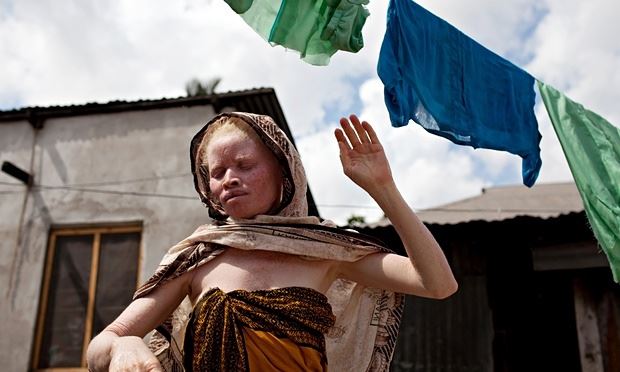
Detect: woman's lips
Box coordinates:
(222, 191, 246, 203)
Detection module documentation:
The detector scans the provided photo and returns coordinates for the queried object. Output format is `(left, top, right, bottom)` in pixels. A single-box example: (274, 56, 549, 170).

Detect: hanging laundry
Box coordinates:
(538, 81, 620, 283)
(377, 0, 541, 187)
(224, 0, 370, 66)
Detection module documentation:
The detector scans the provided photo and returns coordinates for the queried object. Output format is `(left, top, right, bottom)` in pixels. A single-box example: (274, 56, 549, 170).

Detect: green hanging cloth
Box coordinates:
(538, 80, 620, 282)
(224, 0, 369, 66)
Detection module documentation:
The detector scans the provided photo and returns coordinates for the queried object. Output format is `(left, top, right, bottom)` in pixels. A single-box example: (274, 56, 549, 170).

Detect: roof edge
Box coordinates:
(0, 88, 275, 123)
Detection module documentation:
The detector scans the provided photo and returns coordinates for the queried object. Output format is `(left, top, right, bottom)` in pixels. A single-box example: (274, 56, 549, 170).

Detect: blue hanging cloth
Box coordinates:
(378, 0, 542, 187)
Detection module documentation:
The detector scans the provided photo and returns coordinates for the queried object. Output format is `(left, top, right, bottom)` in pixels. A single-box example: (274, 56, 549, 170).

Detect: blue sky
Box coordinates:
(1, 0, 618, 223)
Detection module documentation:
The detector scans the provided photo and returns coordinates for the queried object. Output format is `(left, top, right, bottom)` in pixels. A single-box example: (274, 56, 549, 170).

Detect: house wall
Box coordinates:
(389, 233, 494, 372)
(361, 214, 617, 372)
(0, 105, 218, 371)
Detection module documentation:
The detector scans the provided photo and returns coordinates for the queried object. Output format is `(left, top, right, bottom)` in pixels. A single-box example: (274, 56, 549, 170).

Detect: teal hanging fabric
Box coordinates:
(225, 0, 370, 66)
(377, 0, 542, 187)
(538, 80, 620, 282)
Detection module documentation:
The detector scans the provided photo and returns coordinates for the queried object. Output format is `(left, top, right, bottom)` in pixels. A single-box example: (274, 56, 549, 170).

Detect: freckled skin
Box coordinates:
(206, 132, 283, 219)
(197, 131, 337, 299)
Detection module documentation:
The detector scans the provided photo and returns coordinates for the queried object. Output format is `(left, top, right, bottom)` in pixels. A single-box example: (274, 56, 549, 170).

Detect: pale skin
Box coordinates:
(87, 114, 458, 371)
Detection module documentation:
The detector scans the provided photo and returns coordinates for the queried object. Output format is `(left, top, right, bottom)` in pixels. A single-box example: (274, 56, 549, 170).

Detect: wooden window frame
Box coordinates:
(32, 224, 143, 372)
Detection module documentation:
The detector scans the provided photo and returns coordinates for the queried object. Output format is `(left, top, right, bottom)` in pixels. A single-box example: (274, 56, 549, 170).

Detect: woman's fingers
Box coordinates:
(362, 120, 380, 144)
(349, 115, 371, 144)
(339, 117, 361, 148)
(339, 114, 379, 151)
(334, 128, 352, 151)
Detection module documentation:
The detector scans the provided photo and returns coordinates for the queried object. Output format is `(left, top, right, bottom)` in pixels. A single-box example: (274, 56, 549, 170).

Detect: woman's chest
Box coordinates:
(190, 248, 336, 301)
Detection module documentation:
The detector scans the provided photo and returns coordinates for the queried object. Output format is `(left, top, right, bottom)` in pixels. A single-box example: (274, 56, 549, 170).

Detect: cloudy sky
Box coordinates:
(1, 0, 618, 224)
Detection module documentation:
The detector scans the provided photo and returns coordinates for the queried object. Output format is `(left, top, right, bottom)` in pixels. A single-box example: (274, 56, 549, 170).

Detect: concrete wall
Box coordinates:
(0, 104, 218, 371)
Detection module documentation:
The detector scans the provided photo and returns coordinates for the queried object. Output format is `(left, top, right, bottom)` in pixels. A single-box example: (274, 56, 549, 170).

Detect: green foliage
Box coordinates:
(185, 77, 221, 97)
(347, 214, 366, 226)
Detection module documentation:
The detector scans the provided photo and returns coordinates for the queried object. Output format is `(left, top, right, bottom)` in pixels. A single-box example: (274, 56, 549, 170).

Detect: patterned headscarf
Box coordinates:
(190, 112, 307, 220)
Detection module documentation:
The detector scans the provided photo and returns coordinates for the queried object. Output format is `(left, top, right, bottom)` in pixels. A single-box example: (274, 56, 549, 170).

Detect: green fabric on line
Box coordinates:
(538, 80, 620, 282)
(224, 0, 369, 66)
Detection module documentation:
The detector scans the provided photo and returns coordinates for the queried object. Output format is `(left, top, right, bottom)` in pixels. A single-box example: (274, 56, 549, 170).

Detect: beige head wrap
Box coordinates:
(190, 112, 307, 220)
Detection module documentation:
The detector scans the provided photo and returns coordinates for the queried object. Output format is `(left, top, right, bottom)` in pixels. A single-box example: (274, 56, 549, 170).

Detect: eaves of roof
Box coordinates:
(365, 182, 583, 228)
(0, 88, 291, 136)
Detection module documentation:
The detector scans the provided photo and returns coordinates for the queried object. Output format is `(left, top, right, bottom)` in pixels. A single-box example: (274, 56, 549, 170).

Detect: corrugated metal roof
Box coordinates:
(370, 182, 583, 227)
(0, 88, 283, 126)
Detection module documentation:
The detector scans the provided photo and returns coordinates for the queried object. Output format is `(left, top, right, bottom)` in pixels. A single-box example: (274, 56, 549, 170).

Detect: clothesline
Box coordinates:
(222, 0, 620, 282)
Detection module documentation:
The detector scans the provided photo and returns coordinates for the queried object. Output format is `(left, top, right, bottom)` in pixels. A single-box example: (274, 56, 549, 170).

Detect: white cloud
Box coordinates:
(527, 0, 620, 125)
(416, 0, 544, 60)
(0, 0, 374, 134)
(300, 78, 485, 224)
(1, 0, 618, 224)
(525, 0, 620, 183)
(358, 79, 486, 208)
(535, 103, 573, 183)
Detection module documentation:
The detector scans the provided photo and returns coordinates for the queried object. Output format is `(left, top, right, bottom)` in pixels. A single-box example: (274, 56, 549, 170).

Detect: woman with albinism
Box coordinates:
(87, 112, 457, 371)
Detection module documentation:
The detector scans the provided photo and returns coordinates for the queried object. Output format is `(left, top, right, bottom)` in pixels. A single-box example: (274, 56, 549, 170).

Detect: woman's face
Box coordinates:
(206, 130, 283, 219)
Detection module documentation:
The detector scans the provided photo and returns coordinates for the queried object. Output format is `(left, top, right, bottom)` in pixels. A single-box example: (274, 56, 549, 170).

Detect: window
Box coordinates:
(32, 225, 142, 370)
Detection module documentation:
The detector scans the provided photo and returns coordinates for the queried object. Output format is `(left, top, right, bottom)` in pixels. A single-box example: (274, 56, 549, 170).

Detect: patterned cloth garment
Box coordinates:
(184, 287, 335, 371)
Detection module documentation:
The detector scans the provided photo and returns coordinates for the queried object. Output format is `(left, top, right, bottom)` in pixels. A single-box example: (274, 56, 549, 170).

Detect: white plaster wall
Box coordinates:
(0, 120, 36, 372)
(0, 104, 218, 371)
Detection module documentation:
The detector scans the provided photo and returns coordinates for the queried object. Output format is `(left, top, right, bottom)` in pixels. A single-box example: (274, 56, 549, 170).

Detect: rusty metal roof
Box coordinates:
(370, 182, 583, 227)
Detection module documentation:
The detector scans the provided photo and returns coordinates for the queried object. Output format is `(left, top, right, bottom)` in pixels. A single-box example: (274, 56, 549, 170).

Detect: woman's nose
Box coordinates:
(223, 169, 240, 187)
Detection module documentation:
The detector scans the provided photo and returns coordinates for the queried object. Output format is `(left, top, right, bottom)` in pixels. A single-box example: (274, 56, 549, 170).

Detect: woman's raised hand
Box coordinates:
(334, 115, 394, 195)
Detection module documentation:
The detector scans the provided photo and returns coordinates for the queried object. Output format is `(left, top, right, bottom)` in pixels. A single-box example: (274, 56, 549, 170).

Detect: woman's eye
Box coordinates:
(239, 162, 254, 171)
(210, 168, 224, 179)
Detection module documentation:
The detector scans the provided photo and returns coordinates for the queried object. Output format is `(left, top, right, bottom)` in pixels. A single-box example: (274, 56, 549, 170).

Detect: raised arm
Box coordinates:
(334, 114, 457, 299)
(87, 271, 191, 371)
